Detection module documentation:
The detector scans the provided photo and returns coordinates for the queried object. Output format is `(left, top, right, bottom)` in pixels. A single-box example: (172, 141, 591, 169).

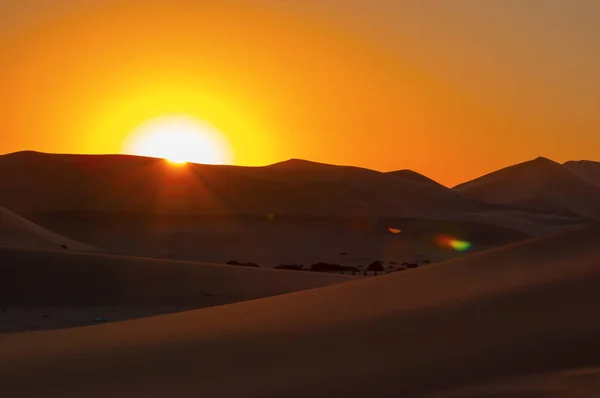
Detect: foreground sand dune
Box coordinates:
(0, 247, 351, 307)
(423, 367, 600, 398)
(0, 205, 96, 251)
(1, 224, 600, 397)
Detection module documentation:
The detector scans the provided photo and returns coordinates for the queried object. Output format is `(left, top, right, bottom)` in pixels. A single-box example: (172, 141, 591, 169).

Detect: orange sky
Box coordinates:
(2, 0, 599, 186)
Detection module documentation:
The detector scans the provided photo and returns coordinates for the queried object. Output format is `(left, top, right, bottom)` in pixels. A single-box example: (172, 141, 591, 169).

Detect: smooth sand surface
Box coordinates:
(0, 205, 96, 251)
(1, 224, 599, 397)
(27, 212, 532, 266)
(0, 247, 351, 331)
(421, 367, 600, 398)
(0, 305, 204, 333)
(564, 160, 600, 188)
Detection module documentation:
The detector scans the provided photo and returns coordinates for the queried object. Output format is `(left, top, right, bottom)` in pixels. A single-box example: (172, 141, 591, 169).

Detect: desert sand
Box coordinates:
(1, 151, 590, 267)
(0, 151, 483, 217)
(26, 211, 534, 266)
(564, 160, 600, 187)
(0, 246, 351, 332)
(1, 223, 600, 397)
(455, 157, 600, 219)
(0, 152, 586, 231)
(0, 205, 96, 251)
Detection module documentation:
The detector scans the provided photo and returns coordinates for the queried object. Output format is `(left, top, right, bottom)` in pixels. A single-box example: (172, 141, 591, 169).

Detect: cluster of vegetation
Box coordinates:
(225, 260, 260, 268)
(274, 264, 305, 271)
(225, 258, 431, 275)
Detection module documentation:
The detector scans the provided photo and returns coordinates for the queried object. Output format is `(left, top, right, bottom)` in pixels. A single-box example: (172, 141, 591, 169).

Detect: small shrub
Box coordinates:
(367, 261, 384, 272)
(275, 264, 305, 271)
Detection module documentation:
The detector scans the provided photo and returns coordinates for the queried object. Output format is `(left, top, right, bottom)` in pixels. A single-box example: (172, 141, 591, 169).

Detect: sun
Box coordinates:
(123, 115, 233, 165)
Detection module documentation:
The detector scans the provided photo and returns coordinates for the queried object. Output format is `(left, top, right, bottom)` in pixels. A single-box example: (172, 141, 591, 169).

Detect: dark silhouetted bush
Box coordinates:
(338, 265, 360, 273)
(275, 264, 305, 271)
(226, 260, 260, 268)
(367, 261, 384, 272)
(311, 262, 341, 272)
(240, 262, 260, 268)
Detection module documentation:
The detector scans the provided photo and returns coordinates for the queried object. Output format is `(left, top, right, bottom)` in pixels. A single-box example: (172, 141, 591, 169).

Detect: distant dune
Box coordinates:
(0, 151, 596, 269)
(0, 151, 492, 217)
(564, 159, 600, 188)
(25, 211, 532, 266)
(1, 223, 600, 397)
(0, 151, 591, 253)
(386, 168, 451, 187)
(455, 157, 600, 219)
(0, 205, 95, 251)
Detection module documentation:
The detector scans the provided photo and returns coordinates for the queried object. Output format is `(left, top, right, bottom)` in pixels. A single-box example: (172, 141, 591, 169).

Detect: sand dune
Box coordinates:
(386, 168, 453, 187)
(0, 151, 492, 217)
(0, 205, 95, 251)
(0, 246, 351, 307)
(0, 246, 351, 332)
(455, 157, 600, 219)
(1, 224, 600, 397)
(564, 160, 600, 188)
(422, 367, 600, 398)
(1, 151, 588, 263)
(452, 209, 587, 237)
(27, 211, 531, 266)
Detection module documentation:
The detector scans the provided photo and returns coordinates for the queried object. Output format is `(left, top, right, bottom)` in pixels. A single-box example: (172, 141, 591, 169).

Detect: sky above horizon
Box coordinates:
(2, 0, 599, 186)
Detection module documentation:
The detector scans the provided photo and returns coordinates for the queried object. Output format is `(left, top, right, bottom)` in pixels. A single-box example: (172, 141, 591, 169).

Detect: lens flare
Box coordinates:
(435, 234, 472, 252)
(450, 240, 472, 251)
(388, 228, 402, 234)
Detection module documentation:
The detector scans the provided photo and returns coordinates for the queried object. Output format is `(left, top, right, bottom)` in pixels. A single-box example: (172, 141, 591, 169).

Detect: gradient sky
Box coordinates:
(2, 0, 599, 186)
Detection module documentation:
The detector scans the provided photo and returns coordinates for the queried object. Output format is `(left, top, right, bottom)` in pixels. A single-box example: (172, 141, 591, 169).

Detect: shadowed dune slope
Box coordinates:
(24, 210, 534, 266)
(422, 366, 600, 398)
(0, 151, 488, 217)
(0, 247, 351, 306)
(0, 205, 96, 251)
(1, 224, 600, 397)
(455, 157, 600, 219)
(564, 160, 600, 188)
(2, 151, 587, 241)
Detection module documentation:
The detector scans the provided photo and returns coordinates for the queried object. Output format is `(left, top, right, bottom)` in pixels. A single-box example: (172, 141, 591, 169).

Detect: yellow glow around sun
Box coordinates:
(123, 115, 233, 164)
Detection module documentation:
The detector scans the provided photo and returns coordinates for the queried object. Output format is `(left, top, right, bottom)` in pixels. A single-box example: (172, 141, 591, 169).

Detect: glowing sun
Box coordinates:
(123, 115, 233, 164)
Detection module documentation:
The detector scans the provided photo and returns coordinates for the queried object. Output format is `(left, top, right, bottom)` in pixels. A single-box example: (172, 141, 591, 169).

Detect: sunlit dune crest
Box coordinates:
(165, 157, 188, 166)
